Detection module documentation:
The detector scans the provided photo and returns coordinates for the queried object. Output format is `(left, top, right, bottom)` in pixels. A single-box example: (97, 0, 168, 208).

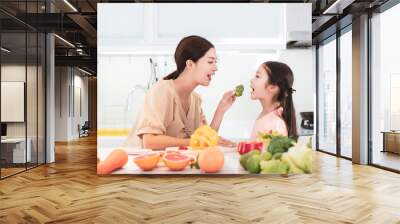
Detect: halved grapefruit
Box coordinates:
(163, 153, 191, 171)
(134, 152, 160, 171)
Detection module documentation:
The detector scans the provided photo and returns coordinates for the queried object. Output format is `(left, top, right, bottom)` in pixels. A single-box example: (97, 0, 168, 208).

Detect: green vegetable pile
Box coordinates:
(239, 132, 313, 175)
(235, 85, 244, 97)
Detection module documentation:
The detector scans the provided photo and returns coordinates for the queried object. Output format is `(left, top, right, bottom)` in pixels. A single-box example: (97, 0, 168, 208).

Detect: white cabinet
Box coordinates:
(98, 4, 147, 53)
(98, 3, 294, 54)
(98, 4, 145, 38)
(154, 4, 285, 50)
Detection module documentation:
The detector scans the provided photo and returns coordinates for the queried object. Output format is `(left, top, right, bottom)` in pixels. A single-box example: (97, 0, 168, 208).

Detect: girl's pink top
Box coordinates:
(251, 107, 288, 139)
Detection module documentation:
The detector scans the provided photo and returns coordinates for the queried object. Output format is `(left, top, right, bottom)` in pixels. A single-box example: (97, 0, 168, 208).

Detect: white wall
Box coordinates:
(55, 67, 69, 141)
(72, 73, 89, 138)
(98, 55, 153, 130)
(55, 67, 89, 141)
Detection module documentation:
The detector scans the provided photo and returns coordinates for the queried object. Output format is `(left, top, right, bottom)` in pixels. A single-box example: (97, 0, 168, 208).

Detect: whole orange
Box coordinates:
(198, 148, 224, 173)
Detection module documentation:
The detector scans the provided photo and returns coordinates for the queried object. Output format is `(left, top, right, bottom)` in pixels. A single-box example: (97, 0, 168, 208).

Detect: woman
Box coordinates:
(124, 35, 236, 150)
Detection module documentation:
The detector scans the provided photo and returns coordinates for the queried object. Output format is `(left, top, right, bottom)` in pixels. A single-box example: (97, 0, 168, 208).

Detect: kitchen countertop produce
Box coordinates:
(190, 125, 219, 149)
(97, 149, 128, 174)
(98, 146, 246, 174)
(239, 132, 313, 174)
(198, 147, 225, 173)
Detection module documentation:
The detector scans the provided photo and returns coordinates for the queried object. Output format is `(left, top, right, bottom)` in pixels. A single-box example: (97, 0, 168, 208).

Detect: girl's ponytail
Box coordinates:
(283, 88, 297, 138)
(263, 61, 297, 138)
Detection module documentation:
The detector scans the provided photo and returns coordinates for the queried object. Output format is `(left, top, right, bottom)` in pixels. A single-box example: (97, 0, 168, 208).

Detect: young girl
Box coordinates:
(250, 61, 297, 138)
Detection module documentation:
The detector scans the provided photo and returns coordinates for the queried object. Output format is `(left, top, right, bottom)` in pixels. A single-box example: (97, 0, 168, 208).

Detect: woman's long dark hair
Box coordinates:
(164, 35, 214, 80)
(263, 61, 297, 137)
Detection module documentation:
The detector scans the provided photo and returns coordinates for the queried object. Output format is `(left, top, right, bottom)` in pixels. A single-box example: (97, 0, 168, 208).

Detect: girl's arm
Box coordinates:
(142, 134, 190, 150)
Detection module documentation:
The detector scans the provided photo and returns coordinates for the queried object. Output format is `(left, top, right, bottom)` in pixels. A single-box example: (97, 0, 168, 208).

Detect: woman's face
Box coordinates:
(250, 65, 277, 100)
(192, 48, 218, 86)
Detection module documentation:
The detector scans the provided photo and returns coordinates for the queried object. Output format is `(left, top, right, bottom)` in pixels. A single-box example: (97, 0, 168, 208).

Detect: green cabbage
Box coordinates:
(281, 153, 304, 174)
(285, 142, 313, 173)
(260, 160, 289, 174)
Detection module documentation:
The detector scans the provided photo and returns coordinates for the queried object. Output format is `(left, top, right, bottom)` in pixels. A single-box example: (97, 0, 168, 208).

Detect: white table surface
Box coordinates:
(1, 138, 26, 143)
(98, 147, 248, 175)
(1, 138, 32, 163)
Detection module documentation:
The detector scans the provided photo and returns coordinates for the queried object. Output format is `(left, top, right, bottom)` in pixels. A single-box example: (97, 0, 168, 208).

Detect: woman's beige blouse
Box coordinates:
(124, 80, 207, 148)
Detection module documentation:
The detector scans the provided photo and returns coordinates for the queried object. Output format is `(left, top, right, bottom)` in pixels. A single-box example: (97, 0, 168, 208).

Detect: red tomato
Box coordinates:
(238, 142, 250, 155)
(179, 146, 188, 150)
(244, 142, 253, 152)
(237, 142, 244, 154)
(237, 141, 263, 155)
(237, 142, 245, 155)
(254, 142, 263, 150)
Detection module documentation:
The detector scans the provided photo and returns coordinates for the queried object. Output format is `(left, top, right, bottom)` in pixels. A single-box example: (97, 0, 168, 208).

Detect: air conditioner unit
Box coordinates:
(285, 4, 312, 49)
(286, 30, 312, 49)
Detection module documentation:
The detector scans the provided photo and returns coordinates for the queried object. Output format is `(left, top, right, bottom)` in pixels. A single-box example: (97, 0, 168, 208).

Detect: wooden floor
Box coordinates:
(1, 135, 400, 224)
(1, 163, 45, 178)
(373, 151, 400, 171)
(1, 167, 26, 178)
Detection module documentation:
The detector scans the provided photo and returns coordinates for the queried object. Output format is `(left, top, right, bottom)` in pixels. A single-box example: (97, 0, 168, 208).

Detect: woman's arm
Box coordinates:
(210, 108, 224, 132)
(210, 90, 236, 132)
(142, 134, 190, 150)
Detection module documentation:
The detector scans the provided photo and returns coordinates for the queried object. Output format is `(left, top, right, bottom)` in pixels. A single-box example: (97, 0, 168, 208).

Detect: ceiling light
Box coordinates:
(1, 47, 11, 53)
(78, 67, 93, 76)
(323, 0, 354, 15)
(63, 0, 78, 12)
(54, 34, 75, 48)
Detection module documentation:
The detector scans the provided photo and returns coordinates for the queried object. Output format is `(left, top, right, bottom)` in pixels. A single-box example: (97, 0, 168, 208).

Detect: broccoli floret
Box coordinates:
(235, 85, 244, 97)
(267, 136, 295, 155)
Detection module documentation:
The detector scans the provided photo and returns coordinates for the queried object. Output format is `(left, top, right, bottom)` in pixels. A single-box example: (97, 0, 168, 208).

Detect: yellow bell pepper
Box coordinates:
(190, 125, 219, 149)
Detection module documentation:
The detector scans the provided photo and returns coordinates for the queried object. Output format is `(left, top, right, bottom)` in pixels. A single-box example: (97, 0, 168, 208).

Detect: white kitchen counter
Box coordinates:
(98, 147, 248, 175)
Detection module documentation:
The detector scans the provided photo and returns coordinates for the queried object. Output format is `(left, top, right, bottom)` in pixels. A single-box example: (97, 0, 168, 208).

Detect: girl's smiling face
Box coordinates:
(250, 65, 278, 100)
